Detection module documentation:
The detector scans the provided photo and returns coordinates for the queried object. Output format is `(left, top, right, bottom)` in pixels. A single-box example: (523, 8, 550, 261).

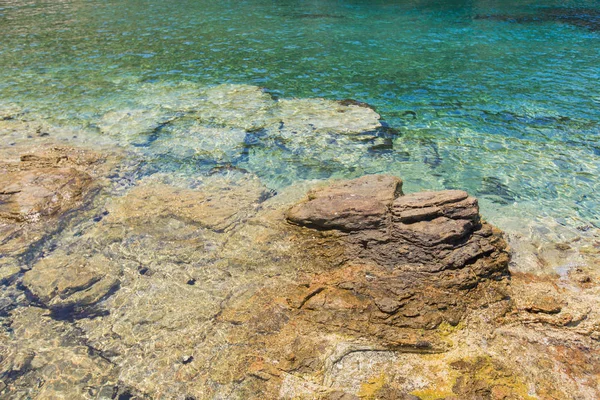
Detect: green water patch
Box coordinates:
(0, 0, 599, 230)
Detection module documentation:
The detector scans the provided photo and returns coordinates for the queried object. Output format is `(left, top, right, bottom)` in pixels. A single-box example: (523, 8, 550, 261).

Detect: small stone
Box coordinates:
(374, 297, 402, 314)
(523, 295, 562, 314)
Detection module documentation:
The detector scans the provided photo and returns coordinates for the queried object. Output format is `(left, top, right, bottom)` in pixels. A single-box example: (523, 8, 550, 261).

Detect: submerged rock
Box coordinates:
(0, 167, 92, 223)
(109, 83, 385, 177)
(0, 307, 119, 398)
(475, 7, 600, 32)
(150, 117, 248, 165)
(22, 252, 120, 317)
(1, 165, 598, 399)
(195, 84, 277, 130)
(102, 173, 270, 233)
(0, 146, 111, 256)
(97, 107, 176, 145)
(0, 103, 24, 120)
(182, 83, 381, 134)
(276, 98, 381, 135)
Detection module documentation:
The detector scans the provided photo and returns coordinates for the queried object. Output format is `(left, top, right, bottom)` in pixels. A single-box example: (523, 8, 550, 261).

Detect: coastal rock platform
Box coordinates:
(0, 157, 599, 399)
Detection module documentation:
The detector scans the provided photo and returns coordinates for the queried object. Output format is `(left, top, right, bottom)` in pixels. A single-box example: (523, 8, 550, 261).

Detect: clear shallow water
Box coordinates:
(0, 0, 599, 230)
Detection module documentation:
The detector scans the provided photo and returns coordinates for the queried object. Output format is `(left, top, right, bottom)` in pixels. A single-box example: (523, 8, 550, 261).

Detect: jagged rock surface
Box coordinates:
(286, 175, 510, 332)
(1, 157, 599, 400)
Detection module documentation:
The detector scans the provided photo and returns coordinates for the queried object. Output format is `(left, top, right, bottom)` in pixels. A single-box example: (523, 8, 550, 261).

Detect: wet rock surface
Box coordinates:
(22, 252, 121, 318)
(0, 144, 599, 399)
(0, 146, 116, 257)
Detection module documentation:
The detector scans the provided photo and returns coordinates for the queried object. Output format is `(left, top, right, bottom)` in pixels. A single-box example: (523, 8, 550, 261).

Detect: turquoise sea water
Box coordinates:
(1, 0, 599, 230)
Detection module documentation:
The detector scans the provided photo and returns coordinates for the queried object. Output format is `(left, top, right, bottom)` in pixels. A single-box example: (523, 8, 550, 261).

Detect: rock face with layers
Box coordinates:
(286, 175, 510, 334)
(287, 175, 402, 231)
(195, 175, 513, 397)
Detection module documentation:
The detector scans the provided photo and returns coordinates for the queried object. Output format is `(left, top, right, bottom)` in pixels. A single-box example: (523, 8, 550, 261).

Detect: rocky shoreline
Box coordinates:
(0, 89, 599, 399)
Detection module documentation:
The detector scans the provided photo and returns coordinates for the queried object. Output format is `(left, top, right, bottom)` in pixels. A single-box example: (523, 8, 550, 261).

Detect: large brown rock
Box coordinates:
(285, 175, 510, 333)
(175, 175, 512, 397)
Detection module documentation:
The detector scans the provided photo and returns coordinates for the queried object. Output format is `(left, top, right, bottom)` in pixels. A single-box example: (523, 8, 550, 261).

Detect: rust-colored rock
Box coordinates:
(0, 168, 92, 223)
(285, 175, 510, 333)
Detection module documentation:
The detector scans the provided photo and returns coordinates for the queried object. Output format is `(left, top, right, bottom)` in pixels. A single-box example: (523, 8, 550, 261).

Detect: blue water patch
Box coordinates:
(0, 0, 598, 228)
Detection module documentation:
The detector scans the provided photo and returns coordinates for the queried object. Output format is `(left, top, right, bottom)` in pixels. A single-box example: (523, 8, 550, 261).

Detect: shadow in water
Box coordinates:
(475, 7, 600, 32)
(476, 176, 517, 205)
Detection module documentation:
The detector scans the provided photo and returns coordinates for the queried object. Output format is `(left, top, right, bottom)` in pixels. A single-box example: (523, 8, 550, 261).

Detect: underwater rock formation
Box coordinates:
(0, 166, 91, 223)
(0, 143, 599, 399)
(103, 83, 382, 143)
(0, 146, 112, 257)
(0, 307, 121, 398)
(97, 83, 388, 181)
(22, 252, 121, 318)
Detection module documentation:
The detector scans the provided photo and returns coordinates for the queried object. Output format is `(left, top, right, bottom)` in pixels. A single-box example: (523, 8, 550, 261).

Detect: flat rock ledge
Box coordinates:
(286, 175, 510, 334)
(0, 146, 109, 256)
